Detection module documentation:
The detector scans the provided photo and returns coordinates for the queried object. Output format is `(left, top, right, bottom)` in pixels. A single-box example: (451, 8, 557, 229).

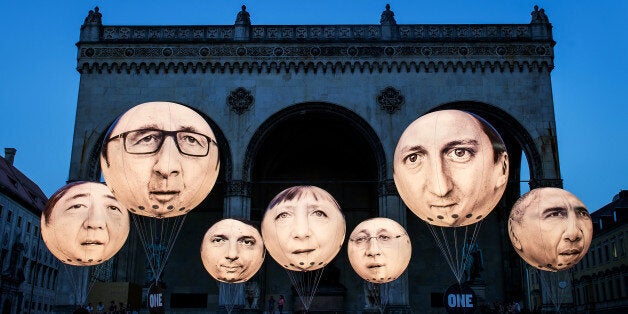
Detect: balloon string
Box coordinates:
(156, 214, 187, 281)
(427, 224, 460, 283)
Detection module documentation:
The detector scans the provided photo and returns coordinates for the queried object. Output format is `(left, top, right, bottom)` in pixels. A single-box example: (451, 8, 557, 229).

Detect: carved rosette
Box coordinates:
(227, 87, 254, 115)
(377, 86, 404, 114)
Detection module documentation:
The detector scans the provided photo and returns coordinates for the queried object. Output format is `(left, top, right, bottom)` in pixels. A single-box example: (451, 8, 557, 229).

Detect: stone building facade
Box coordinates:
(0, 149, 57, 313)
(68, 5, 560, 313)
(572, 190, 628, 313)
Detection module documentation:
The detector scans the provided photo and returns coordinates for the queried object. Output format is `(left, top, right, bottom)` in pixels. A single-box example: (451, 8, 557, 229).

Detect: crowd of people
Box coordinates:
(73, 301, 134, 314)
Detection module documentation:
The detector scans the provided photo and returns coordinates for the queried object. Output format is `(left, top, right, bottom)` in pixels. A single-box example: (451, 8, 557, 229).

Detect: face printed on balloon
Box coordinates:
(100, 101, 220, 218)
(348, 218, 411, 283)
(41, 182, 130, 266)
(201, 219, 264, 283)
(393, 110, 509, 227)
(509, 188, 593, 272)
(261, 186, 346, 271)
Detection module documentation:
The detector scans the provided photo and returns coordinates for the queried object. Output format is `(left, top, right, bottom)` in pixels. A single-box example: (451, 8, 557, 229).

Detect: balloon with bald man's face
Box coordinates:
(509, 188, 593, 272)
(41, 182, 130, 266)
(261, 186, 346, 271)
(201, 219, 265, 283)
(348, 218, 411, 283)
(100, 101, 220, 218)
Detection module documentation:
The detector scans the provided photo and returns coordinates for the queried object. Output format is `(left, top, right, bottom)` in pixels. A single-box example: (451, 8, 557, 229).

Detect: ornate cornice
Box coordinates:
(95, 24, 548, 42)
(78, 22, 554, 75)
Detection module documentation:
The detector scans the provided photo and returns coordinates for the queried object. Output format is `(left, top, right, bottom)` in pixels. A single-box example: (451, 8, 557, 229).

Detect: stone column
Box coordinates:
(223, 180, 252, 219)
(219, 180, 252, 309)
(378, 179, 410, 312)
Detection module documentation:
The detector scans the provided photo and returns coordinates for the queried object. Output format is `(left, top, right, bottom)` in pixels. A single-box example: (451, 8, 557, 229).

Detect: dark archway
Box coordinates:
(245, 102, 386, 222)
(244, 102, 385, 311)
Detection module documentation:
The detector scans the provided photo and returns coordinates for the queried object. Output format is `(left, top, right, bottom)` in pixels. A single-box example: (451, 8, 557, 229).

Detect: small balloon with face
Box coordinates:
(348, 217, 411, 283)
(261, 186, 346, 271)
(41, 182, 130, 266)
(508, 188, 593, 271)
(201, 219, 265, 283)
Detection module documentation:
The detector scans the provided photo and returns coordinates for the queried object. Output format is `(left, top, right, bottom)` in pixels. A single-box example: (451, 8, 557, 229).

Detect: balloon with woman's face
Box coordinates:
(393, 110, 509, 227)
(41, 182, 130, 266)
(348, 218, 411, 283)
(261, 186, 346, 271)
(201, 219, 265, 283)
(100, 101, 220, 218)
(509, 188, 593, 272)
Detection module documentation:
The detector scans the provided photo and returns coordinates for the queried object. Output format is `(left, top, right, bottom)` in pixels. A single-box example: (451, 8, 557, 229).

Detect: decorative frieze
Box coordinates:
(99, 23, 540, 42)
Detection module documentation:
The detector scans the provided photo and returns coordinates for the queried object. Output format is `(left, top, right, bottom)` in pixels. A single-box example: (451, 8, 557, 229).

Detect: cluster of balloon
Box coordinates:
(99, 101, 221, 309)
(348, 218, 411, 313)
(393, 109, 509, 284)
(261, 186, 346, 312)
(201, 219, 265, 314)
(508, 187, 592, 311)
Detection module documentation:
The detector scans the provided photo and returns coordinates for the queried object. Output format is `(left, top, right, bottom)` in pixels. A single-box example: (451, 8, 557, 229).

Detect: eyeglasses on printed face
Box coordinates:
(106, 128, 216, 157)
(349, 233, 406, 248)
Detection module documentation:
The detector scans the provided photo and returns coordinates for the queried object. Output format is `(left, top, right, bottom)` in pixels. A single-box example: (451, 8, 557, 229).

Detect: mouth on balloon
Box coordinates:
(559, 248, 582, 256)
(149, 191, 180, 203)
(81, 240, 104, 246)
(292, 248, 315, 255)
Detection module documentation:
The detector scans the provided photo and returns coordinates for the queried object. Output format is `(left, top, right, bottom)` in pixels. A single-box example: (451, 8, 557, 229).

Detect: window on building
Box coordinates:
(34, 226, 39, 235)
(608, 280, 614, 299)
(17, 216, 22, 227)
(26, 221, 31, 233)
(7, 210, 12, 222)
(616, 277, 622, 298)
(605, 245, 610, 262)
(612, 240, 618, 258)
(598, 247, 603, 264)
(0, 204, 3, 218)
(592, 250, 597, 266)
(620, 237, 626, 256)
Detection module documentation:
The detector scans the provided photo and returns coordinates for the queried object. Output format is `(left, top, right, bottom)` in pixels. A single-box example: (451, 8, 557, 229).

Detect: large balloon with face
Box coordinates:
(100, 101, 220, 218)
(261, 186, 346, 271)
(508, 188, 593, 272)
(41, 182, 130, 266)
(201, 219, 265, 283)
(393, 109, 509, 227)
(348, 218, 411, 283)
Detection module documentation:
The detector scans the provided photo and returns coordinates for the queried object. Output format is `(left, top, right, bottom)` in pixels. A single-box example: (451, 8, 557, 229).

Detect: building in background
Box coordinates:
(70, 5, 560, 313)
(572, 190, 628, 313)
(0, 148, 58, 313)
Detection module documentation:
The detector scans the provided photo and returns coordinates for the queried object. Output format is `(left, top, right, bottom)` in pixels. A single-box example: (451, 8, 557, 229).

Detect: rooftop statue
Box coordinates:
(380, 4, 396, 25)
(235, 5, 251, 25)
(82, 6, 102, 28)
(530, 5, 549, 24)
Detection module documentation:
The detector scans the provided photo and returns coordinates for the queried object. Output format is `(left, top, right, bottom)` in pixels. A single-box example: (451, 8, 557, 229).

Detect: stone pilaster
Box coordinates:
(223, 180, 252, 219)
(378, 179, 409, 308)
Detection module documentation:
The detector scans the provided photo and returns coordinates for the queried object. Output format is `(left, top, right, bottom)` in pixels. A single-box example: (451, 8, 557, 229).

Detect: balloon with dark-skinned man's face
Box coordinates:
(393, 110, 509, 227)
(41, 182, 130, 266)
(348, 218, 411, 283)
(508, 188, 593, 272)
(100, 101, 220, 218)
(201, 219, 265, 283)
(261, 186, 346, 271)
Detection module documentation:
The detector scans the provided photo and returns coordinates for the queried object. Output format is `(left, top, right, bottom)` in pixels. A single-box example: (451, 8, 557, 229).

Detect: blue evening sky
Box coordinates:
(0, 1, 625, 212)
